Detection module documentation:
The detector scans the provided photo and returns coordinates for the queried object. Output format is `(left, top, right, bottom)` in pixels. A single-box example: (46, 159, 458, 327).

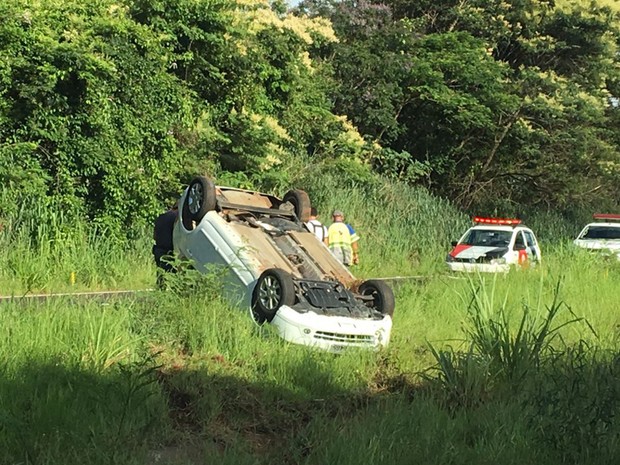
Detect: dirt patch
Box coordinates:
(147, 443, 204, 465)
(155, 367, 374, 462)
(151, 348, 421, 463)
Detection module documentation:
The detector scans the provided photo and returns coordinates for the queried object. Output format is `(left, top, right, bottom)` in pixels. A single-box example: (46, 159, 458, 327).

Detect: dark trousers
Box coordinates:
(153, 246, 175, 288)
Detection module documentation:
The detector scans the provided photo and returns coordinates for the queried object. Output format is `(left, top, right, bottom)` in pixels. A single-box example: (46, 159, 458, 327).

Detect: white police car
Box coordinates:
(446, 217, 542, 273)
(574, 214, 620, 260)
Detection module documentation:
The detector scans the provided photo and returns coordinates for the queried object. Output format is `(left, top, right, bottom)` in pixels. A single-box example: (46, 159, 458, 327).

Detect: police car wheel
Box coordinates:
(252, 268, 296, 323)
(359, 279, 395, 317)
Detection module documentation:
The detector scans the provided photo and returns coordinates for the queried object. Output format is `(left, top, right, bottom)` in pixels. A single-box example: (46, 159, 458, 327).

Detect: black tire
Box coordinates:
(182, 176, 217, 230)
(283, 189, 311, 223)
(251, 268, 296, 324)
(359, 279, 395, 317)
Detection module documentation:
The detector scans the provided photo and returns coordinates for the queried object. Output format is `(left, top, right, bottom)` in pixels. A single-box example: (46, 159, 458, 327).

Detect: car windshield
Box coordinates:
(579, 225, 620, 240)
(461, 229, 512, 247)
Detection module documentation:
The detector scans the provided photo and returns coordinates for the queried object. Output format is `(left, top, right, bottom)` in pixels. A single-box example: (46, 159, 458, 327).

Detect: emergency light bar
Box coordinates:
(473, 216, 522, 226)
(593, 213, 620, 221)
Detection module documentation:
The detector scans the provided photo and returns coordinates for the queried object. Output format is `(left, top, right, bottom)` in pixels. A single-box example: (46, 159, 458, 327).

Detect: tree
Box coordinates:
(316, 0, 620, 210)
(0, 0, 359, 229)
(0, 0, 193, 228)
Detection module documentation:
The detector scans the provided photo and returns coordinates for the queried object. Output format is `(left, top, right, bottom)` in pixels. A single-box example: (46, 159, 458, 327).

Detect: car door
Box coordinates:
(523, 230, 540, 263)
(513, 231, 529, 265)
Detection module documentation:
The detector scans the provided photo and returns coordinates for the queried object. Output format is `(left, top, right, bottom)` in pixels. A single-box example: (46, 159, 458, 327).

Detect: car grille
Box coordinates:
(314, 331, 376, 346)
(453, 257, 489, 264)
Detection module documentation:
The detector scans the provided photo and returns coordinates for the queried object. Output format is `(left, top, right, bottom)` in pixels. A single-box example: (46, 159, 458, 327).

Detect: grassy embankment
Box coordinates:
(1, 178, 619, 464)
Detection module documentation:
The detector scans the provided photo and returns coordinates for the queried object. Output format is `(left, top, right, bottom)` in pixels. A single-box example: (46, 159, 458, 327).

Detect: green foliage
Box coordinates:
(0, 0, 196, 231)
(0, 301, 167, 464)
(1, 0, 388, 229)
(311, 0, 620, 212)
(0, 143, 51, 217)
(423, 276, 581, 409)
(372, 147, 431, 184)
(3, 252, 620, 463)
(0, 198, 153, 293)
(526, 343, 620, 462)
(2, 0, 620, 231)
(463, 278, 582, 384)
(419, 273, 620, 463)
(1, 187, 620, 464)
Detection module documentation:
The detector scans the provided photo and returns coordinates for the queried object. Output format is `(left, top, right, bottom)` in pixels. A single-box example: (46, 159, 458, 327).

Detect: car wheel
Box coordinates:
(252, 268, 296, 324)
(182, 176, 217, 230)
(283, 189, 311, 223)
(359, 279, 395, 317)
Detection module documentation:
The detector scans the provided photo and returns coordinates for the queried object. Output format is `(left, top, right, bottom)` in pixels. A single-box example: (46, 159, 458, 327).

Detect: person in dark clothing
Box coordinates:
(153, 202, 178, 288)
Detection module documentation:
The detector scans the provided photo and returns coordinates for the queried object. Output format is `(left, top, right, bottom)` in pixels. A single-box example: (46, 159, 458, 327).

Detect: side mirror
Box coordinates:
(514, 244, 526, 251)
(451, 241, 458, 247)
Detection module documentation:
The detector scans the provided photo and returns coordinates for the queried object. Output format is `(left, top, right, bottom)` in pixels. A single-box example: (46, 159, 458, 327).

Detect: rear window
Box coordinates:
(524, 231, 538, 247)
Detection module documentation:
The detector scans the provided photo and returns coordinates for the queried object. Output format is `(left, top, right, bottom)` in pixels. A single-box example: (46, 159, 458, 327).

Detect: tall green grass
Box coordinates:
(0, 298, 167, 464)
(1, 174, 619, 464)
(0, 202, 153, 293)
(1, 256, 619, 464)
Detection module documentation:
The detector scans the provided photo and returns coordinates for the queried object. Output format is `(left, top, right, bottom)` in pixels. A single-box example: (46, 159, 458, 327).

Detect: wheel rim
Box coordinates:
(188, 183, 203, 215)
(258, 276, 281, 311)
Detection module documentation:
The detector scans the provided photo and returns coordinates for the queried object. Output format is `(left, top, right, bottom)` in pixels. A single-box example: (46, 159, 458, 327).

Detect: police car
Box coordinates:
(574, 213, 620, 260)
(446, 217, 542, 272)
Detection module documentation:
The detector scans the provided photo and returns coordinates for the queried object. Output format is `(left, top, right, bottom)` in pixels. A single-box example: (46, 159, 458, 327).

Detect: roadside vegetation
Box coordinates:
(2, 0, 620, 232)
(2, 256, 619, 464)
(2, 176, 620, 464)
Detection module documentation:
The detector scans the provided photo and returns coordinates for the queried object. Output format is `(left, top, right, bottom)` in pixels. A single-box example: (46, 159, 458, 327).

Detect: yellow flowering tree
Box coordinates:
(307, 0, 620, 210)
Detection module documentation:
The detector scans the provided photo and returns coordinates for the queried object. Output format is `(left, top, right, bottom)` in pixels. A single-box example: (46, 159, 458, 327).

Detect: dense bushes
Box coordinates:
(3, 0, 620, 235)
(0, 0, 196, 230)
(0, 0, 378, 233)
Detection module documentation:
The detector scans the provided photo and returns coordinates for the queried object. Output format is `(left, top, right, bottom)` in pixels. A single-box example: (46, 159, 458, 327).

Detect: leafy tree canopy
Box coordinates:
(299, 0, 620, 211)
(0, 0, 376, 232)
(1, 0, 619, 233)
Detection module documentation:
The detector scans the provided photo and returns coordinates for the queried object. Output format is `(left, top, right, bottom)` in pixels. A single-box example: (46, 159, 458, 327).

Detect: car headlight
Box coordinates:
(446, 254, 455, 262)
(490, 257, 506, 265)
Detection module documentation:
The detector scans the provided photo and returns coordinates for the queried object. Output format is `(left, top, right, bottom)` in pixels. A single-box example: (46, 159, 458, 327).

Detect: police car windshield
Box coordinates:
(461, 229, 512, 247)
(580, 225, 620, 240)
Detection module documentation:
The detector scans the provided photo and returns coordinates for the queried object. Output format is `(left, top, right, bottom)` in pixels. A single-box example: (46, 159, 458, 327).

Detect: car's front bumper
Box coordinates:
(271, 306, 392, 352)
(574, 242, 620, 260)
(446, 261, 510, 273)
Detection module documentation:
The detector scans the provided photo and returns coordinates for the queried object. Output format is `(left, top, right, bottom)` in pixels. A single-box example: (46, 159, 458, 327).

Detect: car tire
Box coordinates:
(182, 176, 217, 230)
(359, 279, 395, 317)
(283, 189, 311, 223)
(252, 268, 296, 324)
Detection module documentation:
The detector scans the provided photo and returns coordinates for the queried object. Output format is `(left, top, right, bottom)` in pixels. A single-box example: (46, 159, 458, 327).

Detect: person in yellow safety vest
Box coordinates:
(328, 210, 359, 266)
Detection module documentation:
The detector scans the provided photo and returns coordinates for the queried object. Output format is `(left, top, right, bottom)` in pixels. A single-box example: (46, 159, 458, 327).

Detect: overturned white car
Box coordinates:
(173, 176, 395, 352)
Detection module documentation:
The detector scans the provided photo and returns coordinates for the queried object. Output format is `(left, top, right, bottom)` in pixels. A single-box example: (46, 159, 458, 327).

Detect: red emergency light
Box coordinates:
(473, 216, 522, 226)
(593, 213, 620, 221)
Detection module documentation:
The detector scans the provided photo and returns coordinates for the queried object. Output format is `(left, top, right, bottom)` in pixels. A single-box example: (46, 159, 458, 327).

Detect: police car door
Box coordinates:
(513, 231, 530, 266)
(523, 230, 540, 262)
